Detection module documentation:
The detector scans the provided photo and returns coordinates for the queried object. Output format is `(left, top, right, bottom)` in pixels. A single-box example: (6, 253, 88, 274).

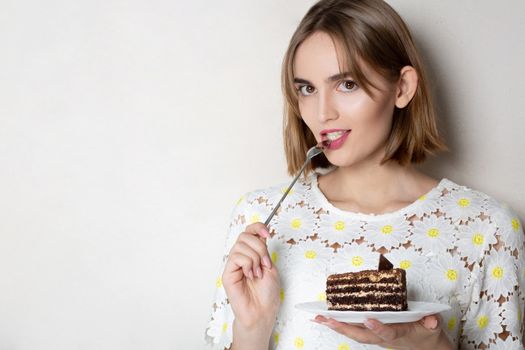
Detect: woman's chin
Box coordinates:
(324, 155, 357, 168)
(324, 153, 377, 169)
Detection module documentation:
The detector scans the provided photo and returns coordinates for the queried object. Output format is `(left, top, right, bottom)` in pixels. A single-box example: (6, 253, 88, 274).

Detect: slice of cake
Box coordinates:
(326, 255, 408, 311)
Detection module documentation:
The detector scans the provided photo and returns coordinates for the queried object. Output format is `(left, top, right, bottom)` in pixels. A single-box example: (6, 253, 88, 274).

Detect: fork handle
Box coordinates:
(263, 159, 311, 227)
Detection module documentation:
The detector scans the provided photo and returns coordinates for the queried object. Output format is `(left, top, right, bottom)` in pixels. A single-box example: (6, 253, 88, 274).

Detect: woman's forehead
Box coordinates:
(292, 32, 383, 84)
(293, 32, 350, 80)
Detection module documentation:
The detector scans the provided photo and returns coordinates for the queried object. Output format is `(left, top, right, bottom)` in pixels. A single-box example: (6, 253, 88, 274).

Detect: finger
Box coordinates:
(237, 227, 273, 270)
(232, 241, 263, 279)
(312, 315, 366, 328)
(224, 252, 254, 281)
(419, 314, 441, 331)
(312, 316, 381, 344)
(222, 258, 249, 287)
(244, 222, 271, 239)
(363, 318, 402, 342)
(237, 233, 272, 269)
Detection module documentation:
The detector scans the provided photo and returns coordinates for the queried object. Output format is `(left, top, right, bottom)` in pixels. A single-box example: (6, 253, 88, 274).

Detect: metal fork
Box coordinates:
(264, 143, 326, 226)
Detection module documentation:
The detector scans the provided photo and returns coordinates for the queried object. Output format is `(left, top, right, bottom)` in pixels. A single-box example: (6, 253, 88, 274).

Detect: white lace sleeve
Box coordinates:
(460, 205, 524, 349)
(204, 194, 249, 349)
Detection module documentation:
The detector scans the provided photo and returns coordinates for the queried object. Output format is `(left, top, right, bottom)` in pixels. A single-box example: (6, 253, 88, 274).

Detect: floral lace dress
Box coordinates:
(205, 171, 525, 349)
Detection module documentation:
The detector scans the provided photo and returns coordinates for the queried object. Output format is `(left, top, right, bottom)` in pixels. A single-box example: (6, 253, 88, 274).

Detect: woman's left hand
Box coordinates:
(312, 314, 453, 350)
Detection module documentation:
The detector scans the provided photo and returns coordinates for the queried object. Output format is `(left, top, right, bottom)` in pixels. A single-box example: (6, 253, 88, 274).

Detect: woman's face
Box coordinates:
(293, 31, 399, 168)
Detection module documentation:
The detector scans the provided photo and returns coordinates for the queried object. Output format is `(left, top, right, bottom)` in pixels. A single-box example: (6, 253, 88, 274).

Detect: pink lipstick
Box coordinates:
(320, 129, 351, 150)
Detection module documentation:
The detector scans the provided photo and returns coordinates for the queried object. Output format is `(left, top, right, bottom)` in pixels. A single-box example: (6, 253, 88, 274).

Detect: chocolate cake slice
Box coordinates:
(326, 255, 408, 311)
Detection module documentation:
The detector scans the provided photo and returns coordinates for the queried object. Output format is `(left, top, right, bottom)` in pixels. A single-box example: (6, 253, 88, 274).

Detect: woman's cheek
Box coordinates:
(299, 102, 318, 129)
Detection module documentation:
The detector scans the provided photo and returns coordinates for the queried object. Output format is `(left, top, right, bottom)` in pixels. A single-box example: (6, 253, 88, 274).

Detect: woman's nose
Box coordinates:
(317, 91, 338, 122)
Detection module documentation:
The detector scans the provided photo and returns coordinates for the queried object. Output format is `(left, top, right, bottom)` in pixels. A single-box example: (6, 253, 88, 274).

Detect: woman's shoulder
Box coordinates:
(439, 178, 522, 235)
(236, 171, 317, 208)
(225, 174, 316, 230)
(441, 178, 514, 211)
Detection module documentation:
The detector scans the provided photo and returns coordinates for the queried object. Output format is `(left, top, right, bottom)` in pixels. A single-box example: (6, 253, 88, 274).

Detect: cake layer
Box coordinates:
(327, 302, 406, 311)
(328, 290, 404, 297)
(327, 294, 406, 305)
(326, 284, 403, 293)
(327, 269, 405, 284)
(327, 294, 408, 311)
(325, 267, 407, 311)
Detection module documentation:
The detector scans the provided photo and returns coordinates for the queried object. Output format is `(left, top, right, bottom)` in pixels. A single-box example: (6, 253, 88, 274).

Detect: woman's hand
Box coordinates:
(222, 222, 281, 345)
(312, 314, 453, 350)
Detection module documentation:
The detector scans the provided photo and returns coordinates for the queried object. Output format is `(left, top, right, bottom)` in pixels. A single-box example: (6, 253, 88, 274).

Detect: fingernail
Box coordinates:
(315, 315, 327, 322)
(261, 228, 269, 237)
(313, 315, 331, 326)
(255, 266, 262, 279)
(429, 318, 438, 330)
(263, 255, 272, 269)
(363, 320, 375, 330)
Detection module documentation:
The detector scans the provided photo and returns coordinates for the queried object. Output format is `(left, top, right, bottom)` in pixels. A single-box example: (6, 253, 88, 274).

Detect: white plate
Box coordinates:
(295, 301, 451, 324)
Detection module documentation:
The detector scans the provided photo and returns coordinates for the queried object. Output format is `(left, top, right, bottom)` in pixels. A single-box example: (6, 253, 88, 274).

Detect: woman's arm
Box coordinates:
(458, 206, 524, 348)
(230, 320, 273, 350)
(223, 222, 280, 350)
(206, 197, 279, 349)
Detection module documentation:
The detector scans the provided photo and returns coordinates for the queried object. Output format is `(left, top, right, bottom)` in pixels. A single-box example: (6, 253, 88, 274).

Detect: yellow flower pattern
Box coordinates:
(381, 225, 393, 234)
(206, 173, 524, 349)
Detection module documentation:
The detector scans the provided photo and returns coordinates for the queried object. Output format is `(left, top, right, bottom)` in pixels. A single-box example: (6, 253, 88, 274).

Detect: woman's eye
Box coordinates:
(338, 80, 358, 92)
(297, 85, 316, 96)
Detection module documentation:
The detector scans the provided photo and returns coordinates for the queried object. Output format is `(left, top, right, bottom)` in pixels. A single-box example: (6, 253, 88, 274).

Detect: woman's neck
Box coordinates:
(318, 161, 438, 215)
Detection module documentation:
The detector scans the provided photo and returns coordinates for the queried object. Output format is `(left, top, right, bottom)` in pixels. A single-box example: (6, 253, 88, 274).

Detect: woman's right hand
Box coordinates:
(222, 222, 281, 336)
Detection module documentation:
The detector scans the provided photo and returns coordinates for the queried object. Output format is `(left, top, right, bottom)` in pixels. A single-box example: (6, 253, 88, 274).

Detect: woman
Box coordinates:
(205, 0, 524, 349)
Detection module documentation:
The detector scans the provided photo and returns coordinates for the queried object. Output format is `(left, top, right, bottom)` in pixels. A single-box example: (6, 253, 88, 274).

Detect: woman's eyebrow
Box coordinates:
(293, 72, 352, 85)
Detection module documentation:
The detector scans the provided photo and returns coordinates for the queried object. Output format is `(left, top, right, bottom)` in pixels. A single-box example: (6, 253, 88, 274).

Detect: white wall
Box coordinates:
(0, 1, 523, 349)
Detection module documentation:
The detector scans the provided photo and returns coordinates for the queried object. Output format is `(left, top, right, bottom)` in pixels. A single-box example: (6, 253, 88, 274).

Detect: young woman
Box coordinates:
(205, 0, 524, 349)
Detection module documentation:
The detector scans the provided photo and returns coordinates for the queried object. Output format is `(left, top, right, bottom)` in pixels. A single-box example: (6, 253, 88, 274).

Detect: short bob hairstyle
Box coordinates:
(282, 0, 446, 177)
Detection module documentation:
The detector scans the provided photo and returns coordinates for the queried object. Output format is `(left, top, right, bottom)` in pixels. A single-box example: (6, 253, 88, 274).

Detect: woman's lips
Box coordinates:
(324, 130, 351, 150)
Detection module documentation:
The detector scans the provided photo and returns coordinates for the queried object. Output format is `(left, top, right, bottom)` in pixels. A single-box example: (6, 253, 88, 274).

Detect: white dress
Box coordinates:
(205, 170, 525, 349)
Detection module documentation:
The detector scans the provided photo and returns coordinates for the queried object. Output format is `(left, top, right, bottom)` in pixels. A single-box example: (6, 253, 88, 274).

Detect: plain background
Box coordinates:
(0, 0, 524, 349)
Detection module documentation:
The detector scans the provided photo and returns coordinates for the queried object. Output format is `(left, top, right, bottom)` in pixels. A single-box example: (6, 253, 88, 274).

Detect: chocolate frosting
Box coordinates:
(378, 254, 393, 270)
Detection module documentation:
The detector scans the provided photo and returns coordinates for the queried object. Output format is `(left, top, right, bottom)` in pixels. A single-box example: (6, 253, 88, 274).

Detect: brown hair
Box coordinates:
(282, 0, 447, 177)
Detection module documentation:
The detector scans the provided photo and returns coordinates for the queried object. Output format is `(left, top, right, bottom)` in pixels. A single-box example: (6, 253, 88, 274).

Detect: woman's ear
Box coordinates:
(395, 66, 418, 108)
